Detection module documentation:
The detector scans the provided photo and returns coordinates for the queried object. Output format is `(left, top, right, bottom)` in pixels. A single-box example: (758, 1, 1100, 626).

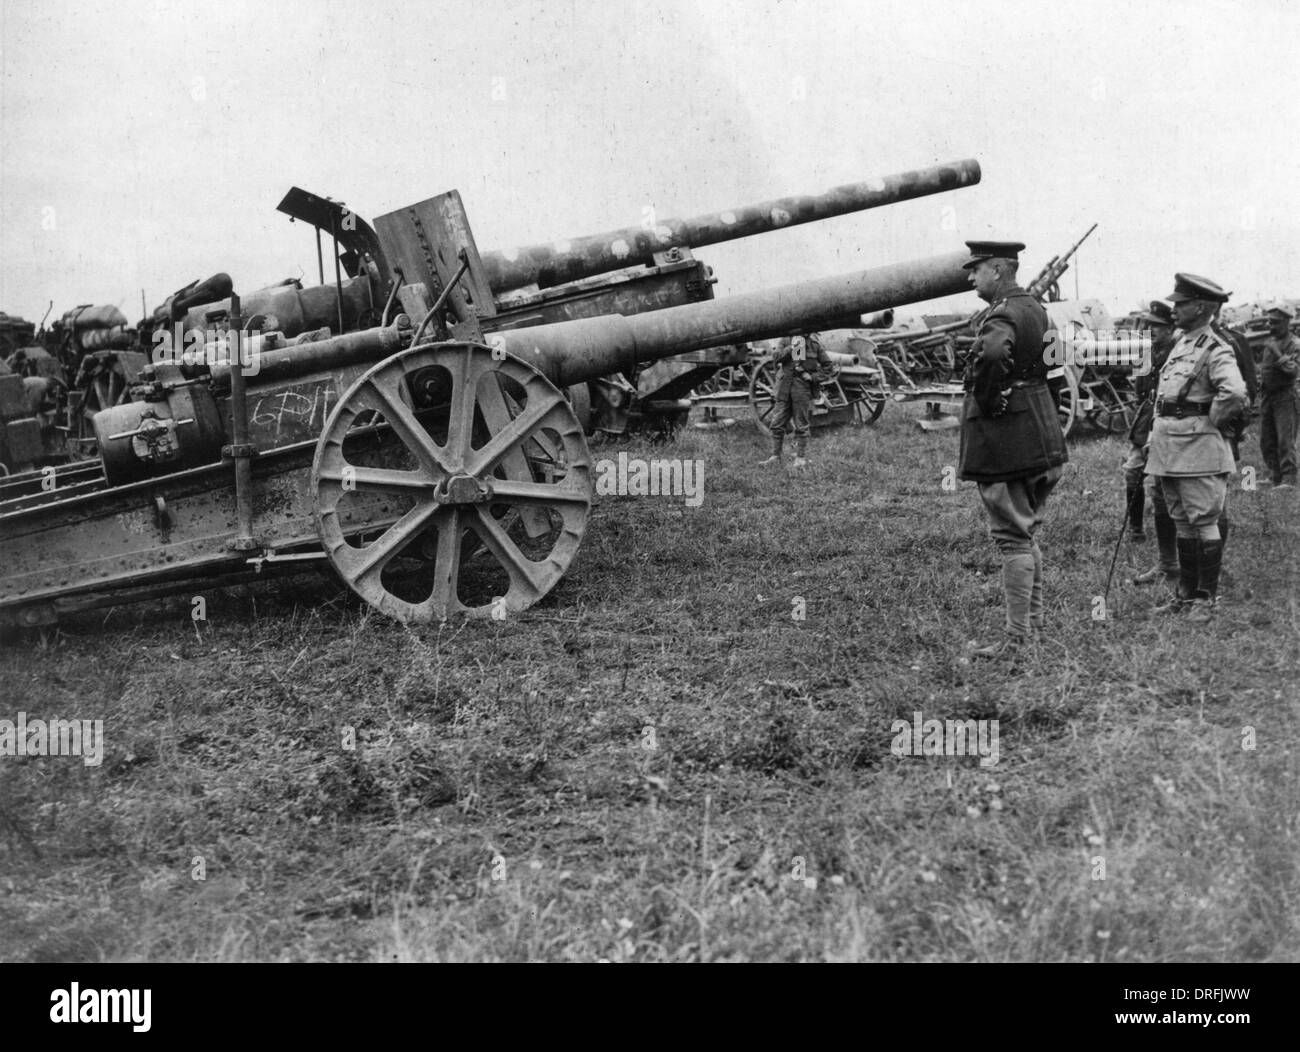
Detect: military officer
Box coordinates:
(759, 331, 833, 469)
(1145, 274, 1247, 622)
(958, 241, 1069, 660)
(1257, 305, 1299, 489)
(1124, 300, 1178, 549)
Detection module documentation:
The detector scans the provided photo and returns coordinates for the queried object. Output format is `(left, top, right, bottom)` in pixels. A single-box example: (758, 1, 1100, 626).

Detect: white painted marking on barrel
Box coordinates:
(654, 225, 673, 242)
(867, 178, 886, 193)
(611, 239, 630, 259)
(770, 208, 791, 226)
(554, 240, 571, 254)
(502, 247, 519, 262)
(720, 211, 737, 224)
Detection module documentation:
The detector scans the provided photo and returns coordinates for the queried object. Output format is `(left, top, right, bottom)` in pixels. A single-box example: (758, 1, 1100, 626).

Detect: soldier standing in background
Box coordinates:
(1210, 305, 1256, 569)
(1257, 305, 1299, 489)
(958, 241, 1069, 661)
(1128, 302, 1183, 589)
(1145, 274, 1247, 623)
(1124, 300, 1178, 543)
(759, 331, 832, 469)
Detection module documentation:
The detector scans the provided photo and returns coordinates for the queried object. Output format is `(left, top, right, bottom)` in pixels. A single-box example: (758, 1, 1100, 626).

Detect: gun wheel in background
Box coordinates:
(1057, 365, 1081, 437)
(749, 357, 780, 435)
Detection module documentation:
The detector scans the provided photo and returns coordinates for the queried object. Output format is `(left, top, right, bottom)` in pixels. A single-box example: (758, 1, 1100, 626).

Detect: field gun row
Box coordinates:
(1, 163, 982, 626)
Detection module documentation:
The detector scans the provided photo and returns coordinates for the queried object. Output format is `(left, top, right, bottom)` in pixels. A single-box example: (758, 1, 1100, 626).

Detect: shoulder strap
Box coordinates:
(1174, 336, 1220, 403)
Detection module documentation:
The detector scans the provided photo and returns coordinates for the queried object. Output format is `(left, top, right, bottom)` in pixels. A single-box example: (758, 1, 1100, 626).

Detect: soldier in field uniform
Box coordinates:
(759, 331, 833, 469)
(1129, 300, 1181, 586)
(1257, 304, 1299, 489)
(1145, 273, 1247, 622)
(958, 241, 1069, 660)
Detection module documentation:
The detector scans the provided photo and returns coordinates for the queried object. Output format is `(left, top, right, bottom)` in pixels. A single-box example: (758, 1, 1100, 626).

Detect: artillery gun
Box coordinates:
(0, 178, 976, 627)
(159, 160, 982, 434)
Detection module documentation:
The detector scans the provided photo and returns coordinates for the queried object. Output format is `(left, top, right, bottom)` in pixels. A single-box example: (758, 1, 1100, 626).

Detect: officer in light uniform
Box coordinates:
(1257, 305, 1299, 489)
(1145, 274, 1247, 622)
(958, 241, 1069, 660)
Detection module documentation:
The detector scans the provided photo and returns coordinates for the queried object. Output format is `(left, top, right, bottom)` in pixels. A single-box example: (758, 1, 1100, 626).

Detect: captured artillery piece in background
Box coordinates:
(0, 171, 979, 627)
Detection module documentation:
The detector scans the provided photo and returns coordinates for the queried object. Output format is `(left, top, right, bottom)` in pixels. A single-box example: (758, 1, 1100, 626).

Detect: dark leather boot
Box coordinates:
(1188, 540, 1224, 623)
(1154, 538, 1199, 614)
(1134, 503, 1177, 584)
(1126, 480, 1146, 540)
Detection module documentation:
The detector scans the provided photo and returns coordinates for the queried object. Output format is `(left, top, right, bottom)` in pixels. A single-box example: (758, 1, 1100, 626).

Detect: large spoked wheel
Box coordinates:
(1057, 365, 1081, 438)
(749, 358, 779, 435)
(311, 341, 593, 622)
(72, 355, 131, 458)
(1086, 374, 1136, 435)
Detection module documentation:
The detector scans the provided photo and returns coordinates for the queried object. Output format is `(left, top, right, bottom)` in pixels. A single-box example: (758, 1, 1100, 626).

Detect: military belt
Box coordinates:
(1155, 399, 1211, 418)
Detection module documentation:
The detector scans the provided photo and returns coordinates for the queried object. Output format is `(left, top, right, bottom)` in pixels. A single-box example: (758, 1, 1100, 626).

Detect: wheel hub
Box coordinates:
(439, 474, 494, 504)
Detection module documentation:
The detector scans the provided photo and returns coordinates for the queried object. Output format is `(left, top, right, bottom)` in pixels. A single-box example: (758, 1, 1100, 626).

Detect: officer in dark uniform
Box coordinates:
(1124, 300, 1178, 542)
(1146, 273, 1246, 623)
(759, 331, 833, 469)
(1129, 301, 1180, 585)
(959, 241, 1069, 660)
(1257, 305, 1299, 488)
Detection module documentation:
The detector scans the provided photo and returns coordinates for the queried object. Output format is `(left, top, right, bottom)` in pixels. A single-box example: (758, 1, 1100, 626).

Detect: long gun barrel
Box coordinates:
(170, 250, 972, 398)
(489, 251, 972, 386)
(481, 160, 981, 293)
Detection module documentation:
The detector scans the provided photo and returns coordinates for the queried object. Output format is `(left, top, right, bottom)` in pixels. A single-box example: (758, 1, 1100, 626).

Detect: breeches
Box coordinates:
(1122, 443, 1147, 486)
(978, 467, 1064, 555)
(770, 379, 813, 438)
(1158, 475, 1227, 540)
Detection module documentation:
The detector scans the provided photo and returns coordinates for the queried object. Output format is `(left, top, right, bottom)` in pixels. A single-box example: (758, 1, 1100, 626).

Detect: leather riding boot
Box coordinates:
(1155, 538, 1199, 613)
(1188, 540, 1224, 623)
(1126, 480, 1145, 539)
(1135, 503, 1179, 584)
(1002, 552, 1035, 636)
(974, 553, 1035, 662)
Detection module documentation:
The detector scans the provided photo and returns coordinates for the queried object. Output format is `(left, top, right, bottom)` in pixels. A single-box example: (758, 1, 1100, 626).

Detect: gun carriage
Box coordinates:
(0, 170, 979, 628)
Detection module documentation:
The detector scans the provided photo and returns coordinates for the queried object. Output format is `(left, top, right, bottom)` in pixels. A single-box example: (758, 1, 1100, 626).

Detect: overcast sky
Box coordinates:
(2, 0, 1297, 326)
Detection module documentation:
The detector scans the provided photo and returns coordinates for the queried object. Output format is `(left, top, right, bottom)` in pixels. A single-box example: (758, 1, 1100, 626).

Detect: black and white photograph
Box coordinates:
(0, 0, 1295, 997)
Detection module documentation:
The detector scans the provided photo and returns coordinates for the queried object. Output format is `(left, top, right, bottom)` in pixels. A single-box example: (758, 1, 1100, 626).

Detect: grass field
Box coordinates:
(1, 406, 1297, 962)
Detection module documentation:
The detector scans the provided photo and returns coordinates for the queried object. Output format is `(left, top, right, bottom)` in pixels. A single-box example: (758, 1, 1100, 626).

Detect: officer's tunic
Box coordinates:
(958, 285, 1068, 484)
(1145, 324, 1245, 477)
